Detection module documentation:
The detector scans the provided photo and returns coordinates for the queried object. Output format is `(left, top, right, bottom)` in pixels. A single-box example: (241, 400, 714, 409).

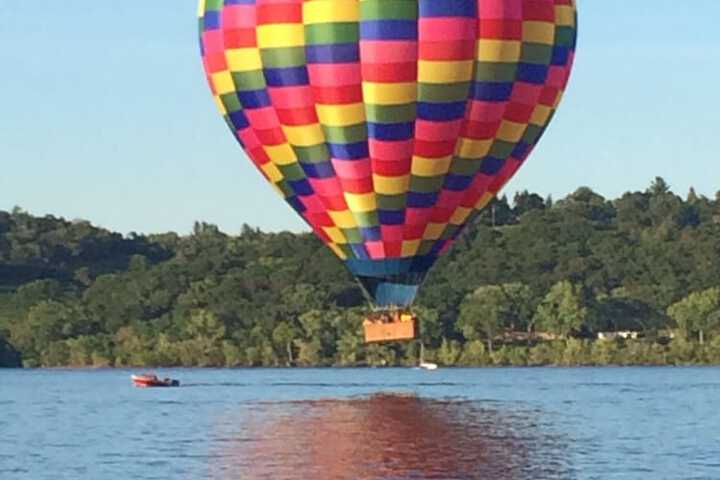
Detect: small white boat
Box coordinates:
(417, 344, 438, 370)
(419, 362, 438, 370)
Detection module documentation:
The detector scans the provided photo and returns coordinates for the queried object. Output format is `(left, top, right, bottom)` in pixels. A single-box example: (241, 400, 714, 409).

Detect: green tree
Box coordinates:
(458, 285, 506, 352)
(437, 338, 462, 365)
(272, 321, 299, 365)
(534, 281, 587, 338)
(502, 283, 536, 332)
(667, 288, 720, 344)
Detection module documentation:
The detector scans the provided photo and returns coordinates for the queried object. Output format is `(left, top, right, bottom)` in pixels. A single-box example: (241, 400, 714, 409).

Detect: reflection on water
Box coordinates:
(210, 394, 572, 480)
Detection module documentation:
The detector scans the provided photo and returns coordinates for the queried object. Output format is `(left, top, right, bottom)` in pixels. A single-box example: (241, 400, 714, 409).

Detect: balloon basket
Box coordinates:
(363, 311, 418, 343)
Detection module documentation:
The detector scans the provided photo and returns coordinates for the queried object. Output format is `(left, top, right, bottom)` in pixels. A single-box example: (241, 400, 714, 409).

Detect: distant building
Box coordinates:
(597, 331, 639, 341)
(502, 331, 560, 341)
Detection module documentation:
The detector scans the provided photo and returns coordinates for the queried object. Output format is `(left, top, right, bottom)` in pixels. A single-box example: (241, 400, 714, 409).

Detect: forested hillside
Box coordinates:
(2, 178, 720, 368)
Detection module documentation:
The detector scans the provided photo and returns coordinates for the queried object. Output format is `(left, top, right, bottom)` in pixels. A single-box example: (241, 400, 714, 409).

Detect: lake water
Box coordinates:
(1, 367, 719, 479)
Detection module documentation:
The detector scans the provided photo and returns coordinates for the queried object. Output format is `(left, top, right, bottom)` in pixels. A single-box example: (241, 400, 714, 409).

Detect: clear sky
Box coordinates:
(1, 1, 719, 235)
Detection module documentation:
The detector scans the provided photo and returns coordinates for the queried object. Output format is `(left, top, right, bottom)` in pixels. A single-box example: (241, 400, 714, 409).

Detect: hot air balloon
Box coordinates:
(198, 0, 577, 342)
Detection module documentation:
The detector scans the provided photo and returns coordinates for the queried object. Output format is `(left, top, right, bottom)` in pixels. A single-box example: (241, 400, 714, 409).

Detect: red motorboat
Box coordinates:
(131, 373, 180, 388)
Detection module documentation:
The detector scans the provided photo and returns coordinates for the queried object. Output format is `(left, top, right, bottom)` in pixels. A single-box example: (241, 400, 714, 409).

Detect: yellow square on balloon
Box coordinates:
(211, 71, 235, 95)
(450, 207, 472, 226)
(497, 120, 526, 143)
(456, 138, 492, 158)
(323, 227, 347, 244)
(329, 210, 357, 229)
(522, 21, 555, 45)
(422, 223, 446, 241)
(345, 192, 376, 212)
(530, 105, 552, 126)
(264, 144, 297, 165)
(401, 240, 420, 257)
(225, 48, 263, 72)
(555, 6, 575, 27)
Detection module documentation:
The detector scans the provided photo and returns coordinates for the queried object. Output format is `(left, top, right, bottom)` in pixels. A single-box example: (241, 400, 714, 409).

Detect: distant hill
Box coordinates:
(2, 178, 720, 368)
(0, 209, 170, 290)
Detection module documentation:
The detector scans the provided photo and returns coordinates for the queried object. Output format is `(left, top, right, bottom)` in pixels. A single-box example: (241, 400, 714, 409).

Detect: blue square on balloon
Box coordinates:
(327, 142, 368, 160)
(511, 141, 531, 159)
(408, 192, 437, 208)
(368, 122, 414, 141)
(203, 11, 221, 30)
(480, 157, 505, 175)
(229, 110, 249, 130)
(360, 20, 418, 40)
(263, 66, 309, 87)
(306, 43, 359, 64)
(378, 210, 405, 225)
(302, 162, 334, 179)
(429, 240, 447, 256)
(517, 63, 549, 84)
(471, 82, 513, 101)
(551, 46, 570, 65)
(288, 179, 313, 196)
(287, 196, 306, 213)
(360, 227, 382, 241)
(350, 243, 370, 260)
(419, 0, 476, 17)
(417, 102, 466, 121)
(237, 90, 271, 109)
(443, 174, 473, 191)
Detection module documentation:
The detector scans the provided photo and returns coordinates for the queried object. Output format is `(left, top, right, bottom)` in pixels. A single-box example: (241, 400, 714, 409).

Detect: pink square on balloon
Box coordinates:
(299, 195, 325, 214)
(370, 140, 414, 162)
(436, 190, 464, 208)
(478, 0, 522, 20)
(202, 30, 224, 54)
(405, 208, 430, 226)
(360, 41, 418, 64)
(365, 241, 385, 259)
(430, 207, 453, 223)
(466, 100, 507, 122)
(384, 241, 402, 257)
(269, 86, 314, 109)
(381, 225, 404, 242)
(415, 119, 463, 142)
(244, 107, 280, 130)
(222, 5, 256, 29)
(309, 177, 343, 197)
(331, 158, 371, 180)
(510, 82, 542, 105)
(546, 65, 568, 88)
(238, 129, 261, 150)
(307, 64, 361, 87)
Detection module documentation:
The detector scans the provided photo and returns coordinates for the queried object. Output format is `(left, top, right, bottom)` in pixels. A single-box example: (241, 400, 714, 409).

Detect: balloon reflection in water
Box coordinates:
(209, 394, 571, 479)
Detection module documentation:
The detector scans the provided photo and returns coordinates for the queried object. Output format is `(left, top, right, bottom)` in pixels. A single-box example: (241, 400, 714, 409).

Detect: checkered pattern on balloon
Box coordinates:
(198, 0, 577, 308)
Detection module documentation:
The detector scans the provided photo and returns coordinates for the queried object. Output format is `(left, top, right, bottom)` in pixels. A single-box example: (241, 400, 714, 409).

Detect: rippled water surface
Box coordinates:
(2, 367, 719, 479)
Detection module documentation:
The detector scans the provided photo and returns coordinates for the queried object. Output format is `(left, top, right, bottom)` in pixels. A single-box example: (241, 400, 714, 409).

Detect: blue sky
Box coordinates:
(1, 0, 719, 235)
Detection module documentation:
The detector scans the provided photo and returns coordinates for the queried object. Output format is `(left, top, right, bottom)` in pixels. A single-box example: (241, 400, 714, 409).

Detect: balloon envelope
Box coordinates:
(198, 0, 577, 307)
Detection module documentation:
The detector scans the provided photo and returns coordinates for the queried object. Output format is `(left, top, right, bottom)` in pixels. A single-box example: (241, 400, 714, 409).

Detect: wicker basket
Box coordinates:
(363, 317, 418, 343)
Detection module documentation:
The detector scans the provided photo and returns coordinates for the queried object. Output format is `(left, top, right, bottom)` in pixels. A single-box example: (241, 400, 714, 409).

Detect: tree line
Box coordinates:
(1, 177, 720, 368)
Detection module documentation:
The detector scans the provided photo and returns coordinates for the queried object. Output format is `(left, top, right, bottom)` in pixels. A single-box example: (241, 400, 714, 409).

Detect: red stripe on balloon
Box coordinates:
(361, 63, 417, 83)
(522, 0, 556, 22)
(419, 41, 475, 61)
(256, 3, 302, 24)
(275, 107, 319, 126)
(311, 85, 363, 104)
(478, 19, 522, 40)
